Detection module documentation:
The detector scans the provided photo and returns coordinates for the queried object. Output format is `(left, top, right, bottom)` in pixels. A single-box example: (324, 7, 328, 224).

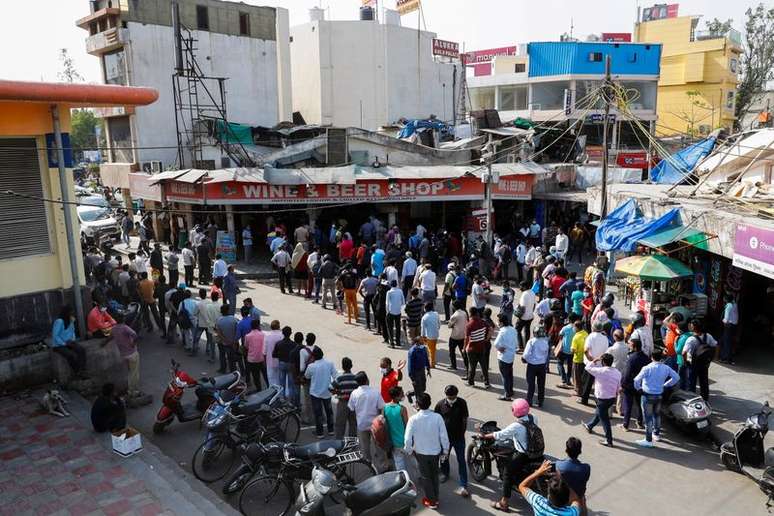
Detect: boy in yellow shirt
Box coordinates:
(570, 320, 589, 397)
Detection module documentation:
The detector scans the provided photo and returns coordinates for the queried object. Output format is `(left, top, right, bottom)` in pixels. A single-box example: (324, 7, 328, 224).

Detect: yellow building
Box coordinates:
(634, 14, 742, 136)
(0, 80, 156, 337)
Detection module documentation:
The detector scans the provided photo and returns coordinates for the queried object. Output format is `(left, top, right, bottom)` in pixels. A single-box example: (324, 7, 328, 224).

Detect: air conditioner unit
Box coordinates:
(151, 160, 163, 173)
(141, 162, 153, 173)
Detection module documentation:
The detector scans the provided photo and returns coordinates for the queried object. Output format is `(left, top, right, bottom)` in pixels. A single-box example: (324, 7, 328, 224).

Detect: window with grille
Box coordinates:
(0, 138, 51, 259)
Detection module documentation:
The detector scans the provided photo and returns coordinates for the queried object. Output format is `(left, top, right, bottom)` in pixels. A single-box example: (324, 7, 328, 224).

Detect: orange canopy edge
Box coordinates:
(0, 80, 158, 108)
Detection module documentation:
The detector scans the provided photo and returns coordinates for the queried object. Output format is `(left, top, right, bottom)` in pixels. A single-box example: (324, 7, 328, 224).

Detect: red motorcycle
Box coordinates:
(153, 359, 246, 434)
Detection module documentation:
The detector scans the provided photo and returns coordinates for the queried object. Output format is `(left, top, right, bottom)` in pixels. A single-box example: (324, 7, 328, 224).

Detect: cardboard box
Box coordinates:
(111, 427, 143, 457)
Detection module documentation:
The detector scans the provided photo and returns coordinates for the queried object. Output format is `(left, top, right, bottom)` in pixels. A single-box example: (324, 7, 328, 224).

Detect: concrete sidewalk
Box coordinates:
(0, 389, 238, 516)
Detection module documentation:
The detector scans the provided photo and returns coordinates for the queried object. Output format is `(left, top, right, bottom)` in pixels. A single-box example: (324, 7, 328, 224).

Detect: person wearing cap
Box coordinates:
(434, 385, 469, 497)
(523, 325, 550, 407)
(401, 251, 418, 298)
(442, 262, 457, 322)
(480, 398, 541, 512)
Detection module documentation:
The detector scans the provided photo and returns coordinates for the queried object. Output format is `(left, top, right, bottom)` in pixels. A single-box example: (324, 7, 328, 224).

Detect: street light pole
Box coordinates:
(600, 54, 612, 219)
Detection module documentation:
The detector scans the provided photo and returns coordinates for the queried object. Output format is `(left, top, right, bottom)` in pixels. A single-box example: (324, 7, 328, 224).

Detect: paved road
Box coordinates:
(128, 280, 772, 516)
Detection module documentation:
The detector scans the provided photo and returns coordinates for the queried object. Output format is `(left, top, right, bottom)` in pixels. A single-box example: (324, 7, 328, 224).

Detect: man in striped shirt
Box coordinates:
(465, 308, 491, 388)
(331, 357, 359, 439)
(404, 288, 424, 342)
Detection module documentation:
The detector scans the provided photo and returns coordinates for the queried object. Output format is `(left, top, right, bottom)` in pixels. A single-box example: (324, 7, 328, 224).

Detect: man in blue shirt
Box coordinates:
(407, 337, 431, 396)
(522, 325, 550, 407)
(556, 437, 591, 511)
(452, 270, 468, 309)
(634, 350, 679, 447)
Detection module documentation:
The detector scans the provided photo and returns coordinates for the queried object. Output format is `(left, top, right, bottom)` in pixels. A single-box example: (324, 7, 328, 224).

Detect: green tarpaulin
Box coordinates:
(216, 120, 253, 145)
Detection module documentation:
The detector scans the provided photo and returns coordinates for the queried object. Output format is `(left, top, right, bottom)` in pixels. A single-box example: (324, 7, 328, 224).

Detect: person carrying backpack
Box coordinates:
(682, 319, 718, 402)
(480, 398, 545, 512)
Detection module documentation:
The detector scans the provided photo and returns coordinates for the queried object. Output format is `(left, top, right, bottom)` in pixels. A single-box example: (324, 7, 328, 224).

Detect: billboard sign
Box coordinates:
(642, 3, 679, 22)
(601, 32, 632, 42)
(433, 38, 459, 58)
(464, 46, 518, 76)
(396, 0, 420, 15)
(733, 224, 774, 280)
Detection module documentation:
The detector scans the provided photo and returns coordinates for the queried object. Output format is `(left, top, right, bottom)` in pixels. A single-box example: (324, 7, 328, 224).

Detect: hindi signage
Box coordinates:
(432, 38, 459, 58)
(733, 223, 774, 280)
(216, 231, 237, 263)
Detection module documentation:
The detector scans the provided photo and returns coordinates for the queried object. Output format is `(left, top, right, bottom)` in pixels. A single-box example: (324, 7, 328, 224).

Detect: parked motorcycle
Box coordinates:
(153, 359, 246, 434)
(661, 387, 715, 444)
(466, 421, 550, 493)
(293, 466, 416, 516)
(721, 402, 774, 508)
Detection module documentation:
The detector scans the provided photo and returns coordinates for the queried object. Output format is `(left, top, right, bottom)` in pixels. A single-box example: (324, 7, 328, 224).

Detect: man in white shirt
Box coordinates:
(385, 280, 405, 348)
(348, 372, 385, 468)
(384, 260, 400, 286)
(720, 294, 738, 364)
(516, 280, 536, 352)
(555, 228, 569, 261)
(630, 313, 654, 357)
(271, 247, 292, 294)
(242, 226, 253, 263)
(404, 392, 449, 509)
(472, 276, 487, 310)
(580, 322, 610, 405)
(181, 243, 196, 287)
(401, 252, 418, 297)
(419, 264, 437, 304)
(494, 313, 518, 401)
(212, 253, 227, 280)
(133, 253, 148, 275)
(515, 241, 527, 283)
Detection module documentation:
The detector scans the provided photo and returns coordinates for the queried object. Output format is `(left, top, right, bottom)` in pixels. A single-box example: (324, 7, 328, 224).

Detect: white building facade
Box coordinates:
(77, 0, 291, 188)
(290, 9, 458, 130)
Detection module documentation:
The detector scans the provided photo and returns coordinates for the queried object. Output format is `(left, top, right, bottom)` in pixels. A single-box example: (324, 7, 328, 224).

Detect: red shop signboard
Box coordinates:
(163, 175, 534, 205)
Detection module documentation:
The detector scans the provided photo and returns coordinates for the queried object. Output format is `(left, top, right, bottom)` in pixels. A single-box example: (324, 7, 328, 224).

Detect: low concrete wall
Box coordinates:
(0, 339, 127, 393)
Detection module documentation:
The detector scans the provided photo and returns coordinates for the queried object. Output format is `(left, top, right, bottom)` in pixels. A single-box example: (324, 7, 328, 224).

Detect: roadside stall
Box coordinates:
(614, 253, 696, 348)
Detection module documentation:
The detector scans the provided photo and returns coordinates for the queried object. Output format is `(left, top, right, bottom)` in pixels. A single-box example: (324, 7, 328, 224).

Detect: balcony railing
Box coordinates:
(85, 27, 127, 55)
(692, 28, 742, 47)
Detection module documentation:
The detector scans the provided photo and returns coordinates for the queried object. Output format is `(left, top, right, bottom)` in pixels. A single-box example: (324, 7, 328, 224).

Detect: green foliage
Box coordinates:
(70, 109, 100, 158)
(705, 18, 733, 36)
(736, 4, 774, 126)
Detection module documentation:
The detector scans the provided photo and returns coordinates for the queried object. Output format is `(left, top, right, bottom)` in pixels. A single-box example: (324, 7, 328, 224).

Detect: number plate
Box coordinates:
(697, 420, 709, 429)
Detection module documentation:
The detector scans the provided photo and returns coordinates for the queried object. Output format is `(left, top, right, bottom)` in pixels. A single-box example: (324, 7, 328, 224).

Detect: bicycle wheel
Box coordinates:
(238, 475, 293, 516)
(279, 413, 301, 443)
(192, 436, 238, 483)
(336, 459, 377, 485)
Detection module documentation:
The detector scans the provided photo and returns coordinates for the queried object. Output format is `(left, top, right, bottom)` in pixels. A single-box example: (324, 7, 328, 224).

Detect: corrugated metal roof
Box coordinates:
(528, 42, 661, 77)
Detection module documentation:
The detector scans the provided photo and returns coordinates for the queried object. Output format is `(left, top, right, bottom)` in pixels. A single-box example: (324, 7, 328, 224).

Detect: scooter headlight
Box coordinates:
(311, 467, 337, 495)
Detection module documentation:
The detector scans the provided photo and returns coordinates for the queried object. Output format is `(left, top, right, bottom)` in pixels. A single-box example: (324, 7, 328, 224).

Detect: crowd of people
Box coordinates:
(57, 212, 730, 515)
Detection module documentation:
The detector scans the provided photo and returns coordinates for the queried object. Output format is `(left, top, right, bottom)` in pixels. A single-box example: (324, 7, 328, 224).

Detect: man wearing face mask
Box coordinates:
(434, 385, 470, 497)
(87, 302, 116, 338)
(379, 357, 405, 403)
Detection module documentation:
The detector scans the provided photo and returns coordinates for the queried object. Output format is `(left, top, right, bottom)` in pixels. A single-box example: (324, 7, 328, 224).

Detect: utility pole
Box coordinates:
(482, 134, 499, 246)
(600, 54, 612, 218)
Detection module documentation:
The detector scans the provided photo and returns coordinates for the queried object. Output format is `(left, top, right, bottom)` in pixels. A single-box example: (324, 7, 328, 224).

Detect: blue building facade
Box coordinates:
(528, 41, 662, 77)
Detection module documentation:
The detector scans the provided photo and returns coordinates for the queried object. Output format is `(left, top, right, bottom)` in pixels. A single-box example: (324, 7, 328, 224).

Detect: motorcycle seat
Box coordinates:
(208, 372, 240, 390)
(235, 388, 280, 416)
(345, 471, 406, 513)
(665, 389, 702, 403)
(286, 440, 344, 460)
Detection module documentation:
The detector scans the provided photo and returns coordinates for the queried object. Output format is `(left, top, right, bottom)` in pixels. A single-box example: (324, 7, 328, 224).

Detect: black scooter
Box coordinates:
(720, 402, 774, 508)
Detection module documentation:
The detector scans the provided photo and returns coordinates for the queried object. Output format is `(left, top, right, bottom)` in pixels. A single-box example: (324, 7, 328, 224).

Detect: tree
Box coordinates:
(705, 18, 733, 36)
(735, 4, 774, 127)
(57, 48, 83, 83)
(70, 109, 101, 160)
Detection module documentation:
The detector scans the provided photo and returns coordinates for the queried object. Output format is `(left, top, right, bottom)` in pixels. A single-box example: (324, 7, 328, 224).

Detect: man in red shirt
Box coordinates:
(465, 308, 491, 388)
(379, 357, 405, 402)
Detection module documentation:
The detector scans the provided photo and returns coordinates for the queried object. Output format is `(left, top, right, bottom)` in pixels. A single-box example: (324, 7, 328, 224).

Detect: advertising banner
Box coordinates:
(128, 172, 163, 202)
(396, 0, 420, 15)
(464, 46, 518, 76)
(433, 39, 459, 58)
(216, 231, 237, 263)
(733, 223, 774, 280)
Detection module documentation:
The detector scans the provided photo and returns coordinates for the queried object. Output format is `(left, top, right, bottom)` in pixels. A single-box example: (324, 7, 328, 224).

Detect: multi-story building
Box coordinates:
(76, 0, 291, 203)
(290, 8, 458, 130)
(634, 6, 742, 136)
(468, 41, 661, 169)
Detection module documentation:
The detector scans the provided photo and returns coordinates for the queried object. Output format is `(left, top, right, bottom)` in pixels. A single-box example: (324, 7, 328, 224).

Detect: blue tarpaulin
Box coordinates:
(651, 137, 716, 184)
(397, 119, 449, 139)
(595, 199, 681, 252)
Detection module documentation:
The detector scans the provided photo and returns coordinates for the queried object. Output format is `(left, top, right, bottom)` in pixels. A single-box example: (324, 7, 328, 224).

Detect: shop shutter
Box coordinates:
(0, 138, 51, 259)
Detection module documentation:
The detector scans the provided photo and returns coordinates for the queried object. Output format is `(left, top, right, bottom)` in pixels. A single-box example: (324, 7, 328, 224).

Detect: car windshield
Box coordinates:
(79, 208, 111, 222)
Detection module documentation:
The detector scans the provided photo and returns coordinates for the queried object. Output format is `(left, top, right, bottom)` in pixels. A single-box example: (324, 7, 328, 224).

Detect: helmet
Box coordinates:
(512, 399, 530, 418)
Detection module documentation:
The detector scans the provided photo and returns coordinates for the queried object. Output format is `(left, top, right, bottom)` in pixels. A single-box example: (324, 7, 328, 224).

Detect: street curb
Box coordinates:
(69, 393, 240, 516)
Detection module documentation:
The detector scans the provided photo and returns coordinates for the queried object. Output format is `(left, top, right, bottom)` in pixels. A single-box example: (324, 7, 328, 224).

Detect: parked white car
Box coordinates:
(77, 205, 120, 245)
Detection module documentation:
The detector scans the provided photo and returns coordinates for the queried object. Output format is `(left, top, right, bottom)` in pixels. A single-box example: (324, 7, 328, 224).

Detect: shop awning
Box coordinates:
(637, 225, 708, 249)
